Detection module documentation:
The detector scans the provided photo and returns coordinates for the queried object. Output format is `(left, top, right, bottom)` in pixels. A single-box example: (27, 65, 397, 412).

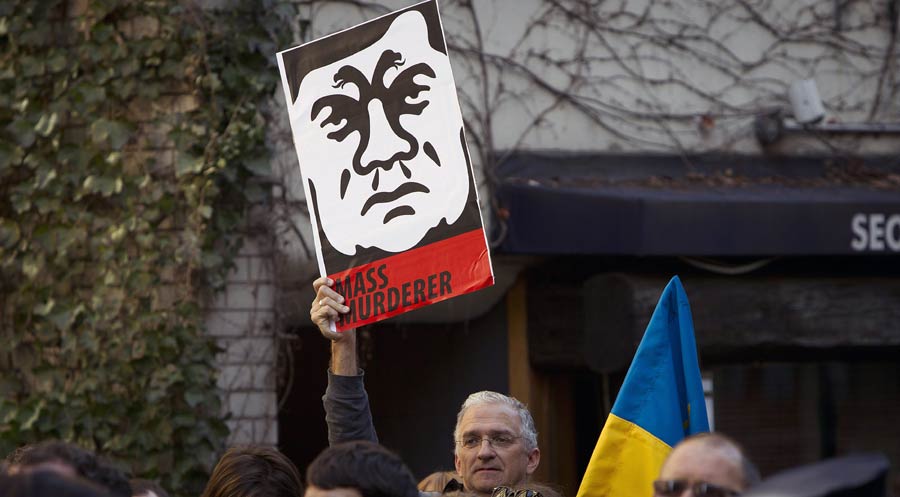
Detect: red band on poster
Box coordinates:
(328, 228, 493, 331)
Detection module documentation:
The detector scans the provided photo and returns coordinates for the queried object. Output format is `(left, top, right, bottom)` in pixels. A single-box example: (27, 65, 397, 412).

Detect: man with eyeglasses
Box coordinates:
(311, 277, 541, 497)
(653, 433, 760, 497)
(452, 391, 541, 496)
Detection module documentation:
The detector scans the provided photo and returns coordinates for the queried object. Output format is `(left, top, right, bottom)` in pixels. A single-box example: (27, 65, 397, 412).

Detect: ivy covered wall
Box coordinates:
(0, 0, 288, 494)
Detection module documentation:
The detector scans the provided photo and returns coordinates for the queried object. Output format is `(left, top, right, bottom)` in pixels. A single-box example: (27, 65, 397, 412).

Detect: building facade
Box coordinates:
(210, 0, 900, 493)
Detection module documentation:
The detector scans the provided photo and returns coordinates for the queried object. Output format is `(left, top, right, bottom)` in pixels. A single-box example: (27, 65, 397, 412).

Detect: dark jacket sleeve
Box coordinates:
(322, 369, 379, 445)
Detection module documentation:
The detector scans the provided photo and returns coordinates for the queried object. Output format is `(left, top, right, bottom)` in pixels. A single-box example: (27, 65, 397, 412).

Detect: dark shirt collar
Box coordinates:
(442, 479, 465, 493)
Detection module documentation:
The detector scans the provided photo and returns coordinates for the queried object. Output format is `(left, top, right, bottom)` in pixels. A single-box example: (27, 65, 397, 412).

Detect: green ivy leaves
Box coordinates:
(0, 0, 287, 495)
(90, 119, 132, 150)
(0, 220, 20, 249)
(34, 112, 58, 138)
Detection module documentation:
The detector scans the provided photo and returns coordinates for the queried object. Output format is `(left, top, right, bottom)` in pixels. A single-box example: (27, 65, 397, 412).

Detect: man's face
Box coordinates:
(293, 10, 470, 256)
(453, 403, 540, 495)
(306, 485, 363, 497)
(655, 440, 745, 497)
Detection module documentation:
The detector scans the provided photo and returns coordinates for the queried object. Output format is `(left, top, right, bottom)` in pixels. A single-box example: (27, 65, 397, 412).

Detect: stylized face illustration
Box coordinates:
(292, 10, 470, 256)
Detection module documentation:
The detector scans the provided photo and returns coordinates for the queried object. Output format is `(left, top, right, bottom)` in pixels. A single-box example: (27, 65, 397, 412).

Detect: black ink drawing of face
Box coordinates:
(291, 10, 470, 256)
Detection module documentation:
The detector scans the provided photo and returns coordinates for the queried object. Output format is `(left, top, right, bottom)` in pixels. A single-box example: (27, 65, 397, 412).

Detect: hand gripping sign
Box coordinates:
(277, 0, 494, 331)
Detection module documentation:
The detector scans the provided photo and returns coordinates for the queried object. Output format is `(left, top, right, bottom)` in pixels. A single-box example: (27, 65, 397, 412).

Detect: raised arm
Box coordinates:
(311, 277, 378, 445)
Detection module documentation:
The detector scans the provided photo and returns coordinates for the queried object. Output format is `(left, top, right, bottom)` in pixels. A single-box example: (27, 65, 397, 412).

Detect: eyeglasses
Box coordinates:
(456, 434, 521, 450)
(653, 480, 740, 497)
(492, 486, 543, 497)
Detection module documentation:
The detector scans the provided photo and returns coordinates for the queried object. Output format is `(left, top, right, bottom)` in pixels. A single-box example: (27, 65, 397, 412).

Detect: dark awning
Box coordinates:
(494, 153, 900, 256)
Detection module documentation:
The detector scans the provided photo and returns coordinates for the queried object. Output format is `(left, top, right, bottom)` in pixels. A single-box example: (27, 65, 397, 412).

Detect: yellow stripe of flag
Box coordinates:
(576, 276, 709, 497)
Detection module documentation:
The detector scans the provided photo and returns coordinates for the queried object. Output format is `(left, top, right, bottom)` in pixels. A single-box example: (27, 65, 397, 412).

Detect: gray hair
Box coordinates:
(453, 391, 538, 454)
(668, 432, 761, 489)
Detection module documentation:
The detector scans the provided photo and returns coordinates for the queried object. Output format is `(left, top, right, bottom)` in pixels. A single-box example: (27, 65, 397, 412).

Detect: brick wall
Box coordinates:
(205, 235, 279, 445)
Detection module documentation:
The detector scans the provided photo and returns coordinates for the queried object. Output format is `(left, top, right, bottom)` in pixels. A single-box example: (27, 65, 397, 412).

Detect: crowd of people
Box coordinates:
(0, 395, 756, 497)
(0, 277, 761, 497)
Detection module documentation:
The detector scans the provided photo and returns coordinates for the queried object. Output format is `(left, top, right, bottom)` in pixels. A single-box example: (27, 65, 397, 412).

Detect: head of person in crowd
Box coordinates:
(417, 471, 460, 493)
(129, 479, 169, 497)
(453, 391, 541, 496)
(305, 440, 418, 497)
(0, 469, 111, 497)
(654, 432, 760, 497)
(6, 441, 131, 497)
(201, 446, 303, 497)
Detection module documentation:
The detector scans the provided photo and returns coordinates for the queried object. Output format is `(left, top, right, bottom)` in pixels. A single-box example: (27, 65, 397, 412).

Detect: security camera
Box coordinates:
(788, 79, 825, 124)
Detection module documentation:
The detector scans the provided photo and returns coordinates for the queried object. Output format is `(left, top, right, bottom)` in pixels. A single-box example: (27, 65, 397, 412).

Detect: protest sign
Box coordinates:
(277, 0, 494, 330)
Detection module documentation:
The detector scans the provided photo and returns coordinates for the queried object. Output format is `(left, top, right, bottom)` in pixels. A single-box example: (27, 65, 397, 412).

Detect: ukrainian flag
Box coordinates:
(576, 276, 709, 497)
